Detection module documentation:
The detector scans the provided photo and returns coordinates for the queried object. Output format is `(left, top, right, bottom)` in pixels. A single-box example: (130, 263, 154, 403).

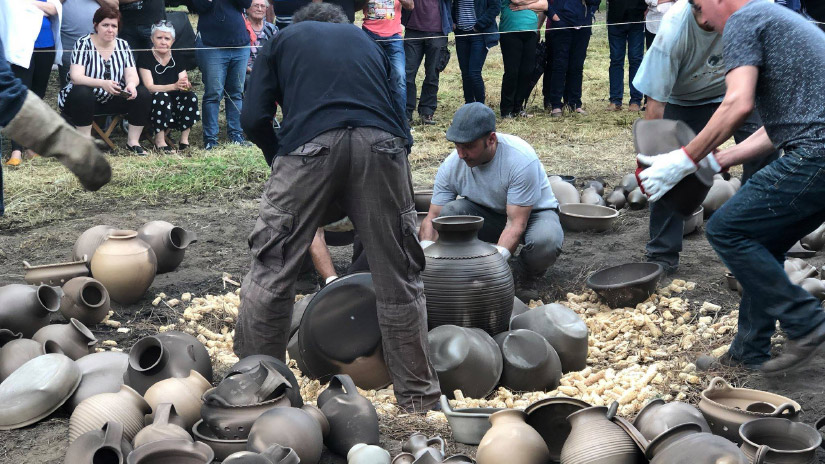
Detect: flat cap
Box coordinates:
(445, 103, 496, 143)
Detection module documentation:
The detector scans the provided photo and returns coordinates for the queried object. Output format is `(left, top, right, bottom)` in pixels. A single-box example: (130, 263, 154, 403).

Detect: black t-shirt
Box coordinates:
(137, 51, 183, 86)
(120, 0, 166, 27)
(325, 0, 356, 22)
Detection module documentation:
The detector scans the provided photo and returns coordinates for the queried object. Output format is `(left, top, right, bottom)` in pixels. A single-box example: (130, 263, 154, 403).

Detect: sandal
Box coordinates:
(178, 143, 190, 151)
(126, 144, 148, 156)
(154, 144, 176, 153)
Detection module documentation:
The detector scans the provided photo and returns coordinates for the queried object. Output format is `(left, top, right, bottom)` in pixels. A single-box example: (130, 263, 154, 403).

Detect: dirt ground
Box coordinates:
(1, 188, 824, 463)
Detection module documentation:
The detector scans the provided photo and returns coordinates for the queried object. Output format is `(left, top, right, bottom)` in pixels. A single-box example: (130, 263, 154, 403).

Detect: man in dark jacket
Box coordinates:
(238, 3, 440, 412)
(606, 0, 647, 111)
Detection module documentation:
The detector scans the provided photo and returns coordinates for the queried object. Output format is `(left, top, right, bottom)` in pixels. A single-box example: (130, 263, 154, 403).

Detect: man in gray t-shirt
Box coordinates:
(418, 103, 564, 302)
(637, 0, 825, 374)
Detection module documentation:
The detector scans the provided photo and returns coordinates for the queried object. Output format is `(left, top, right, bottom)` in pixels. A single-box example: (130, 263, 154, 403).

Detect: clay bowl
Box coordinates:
(558, 204, 619, 232)
(192, 418, 247, 461)
(682, 206, 704, 236)
(414, 190, 433, 213)
(440, 395, 502, 445)
(586, 263, 664, 308)
(524, 396, 590, 461)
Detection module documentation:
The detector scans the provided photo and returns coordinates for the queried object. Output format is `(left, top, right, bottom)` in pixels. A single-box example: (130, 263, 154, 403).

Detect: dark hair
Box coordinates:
(92, 7, 122, 29)
(292, 3, 349, 24)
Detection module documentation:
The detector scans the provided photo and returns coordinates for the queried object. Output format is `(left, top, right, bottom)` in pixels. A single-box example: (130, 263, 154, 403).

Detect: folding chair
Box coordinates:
(90, 114, 123, 150)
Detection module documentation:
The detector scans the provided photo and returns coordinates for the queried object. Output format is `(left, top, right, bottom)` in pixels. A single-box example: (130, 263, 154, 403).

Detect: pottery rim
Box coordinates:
(35, 285, 62, 313)
(201, 386, 290, 409)
(701, 377, 801, 418)
(739, 417, 823, 459)
(104, 230, 149, 255)
(77, 280, 108, 309)
(431, 215, 484, 232)
(128, 336, 168, 374)
(559, 203, 619, 219)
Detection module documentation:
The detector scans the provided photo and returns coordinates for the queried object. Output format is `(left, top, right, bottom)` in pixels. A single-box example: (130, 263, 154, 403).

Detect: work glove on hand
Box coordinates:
(636, 148, 697, 203)
(493, 245, 511, 260)
(420, 240, 435, 249)
(1, 91, 111, 191)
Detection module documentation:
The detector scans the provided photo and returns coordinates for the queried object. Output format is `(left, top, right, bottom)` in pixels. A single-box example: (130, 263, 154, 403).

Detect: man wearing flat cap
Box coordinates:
(418, 102, 564, 301)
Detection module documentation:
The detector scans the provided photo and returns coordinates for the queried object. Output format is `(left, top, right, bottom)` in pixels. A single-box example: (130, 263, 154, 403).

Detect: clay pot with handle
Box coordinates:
(477, 409, 550, 464)
(65, 421, 133, 464)
(143, 370, 212, 430)
(33, 318, 97, 360)
(0, 332, 45, 382)
(647, 426, 747, 464)
(60, 277, 110, 326)
(73, 225, 116, 263)
(123, 331, 213, 395)
(401, 432, 446, 459)
(137, 220, 198, 274)
(70, 384, 151, 443)
(560, 403, 642, 464)
(90, 230, 157, 305)
(0, 284, 61, 338)
(633, 398, 710, 441)
(132, 403, 192, 448)
(318, 374, 380, 456)
(740, 417, 824, 464)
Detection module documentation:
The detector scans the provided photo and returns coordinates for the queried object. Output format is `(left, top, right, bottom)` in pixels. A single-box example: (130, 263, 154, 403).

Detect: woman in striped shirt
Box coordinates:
(58, 7, 152, 155)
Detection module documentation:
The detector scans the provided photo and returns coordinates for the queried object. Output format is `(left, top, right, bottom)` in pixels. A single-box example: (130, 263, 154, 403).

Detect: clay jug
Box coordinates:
(33, 318, 97, 360)
(633, 398, 710, 441)
(127, 439, 214, 464)
(801, 278, 825, 300)
(606, 188, 627, 210)
(248, 406, 325, 464)
(226, 355, 303, 407)
(133, 403, 192, 448)
(349, 443, 392, 464)
(627, 188, 648, 210)
(801, 222, 825, 252)
(477, 409, 550, 464)
(318, 374, 380, 456)
(740, 417, 823, 464)
(90, 230, 157, 305)
(580, 187, 606, 206)
(550, 181, 581, 205)
(702, 178, 736, 218)
(422, 216, 514, 335)
(620, 174, 638, 192)
(73, 225, 116, 263)
(428, 325, 503, 399)
(0, 335, 45, 382)
(494, 329, 562, 392)
(66, 350, 129, 412)
(70, 384, 151, 442)
(224, 445, 301, 464)
(123, 331, 213, 395)
(137, 220, 198, 274)
(510, 304, 588, 373)
(401, 432, 446, 458)
(560, 404, 643, 464)
(144, 369, 211, 430)
(65, 421, 133, 464)
(60, 277, 110, 326)
(0, 284, 61, 337)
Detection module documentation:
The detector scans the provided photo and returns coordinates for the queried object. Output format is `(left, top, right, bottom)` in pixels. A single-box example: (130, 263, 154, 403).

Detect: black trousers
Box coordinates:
(11, 47, 55, 151)
(62, 84, 151, 127)
(645, 30, 655, 49)
(404, 29, 447, 119)
(544, 27, 591, 110)
(500, 31, 537, 116)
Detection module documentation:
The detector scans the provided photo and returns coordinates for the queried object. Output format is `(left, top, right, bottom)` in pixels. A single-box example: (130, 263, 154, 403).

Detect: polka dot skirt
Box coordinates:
(150, 91, 201, 134)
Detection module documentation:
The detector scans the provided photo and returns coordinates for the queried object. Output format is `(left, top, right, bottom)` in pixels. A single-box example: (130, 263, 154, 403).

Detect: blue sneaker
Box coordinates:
(230, 137, 253, 147)
(204, 141, 218, 151)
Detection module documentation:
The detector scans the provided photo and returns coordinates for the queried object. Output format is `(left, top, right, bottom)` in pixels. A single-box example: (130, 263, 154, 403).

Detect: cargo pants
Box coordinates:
(234, 127, 441, 411)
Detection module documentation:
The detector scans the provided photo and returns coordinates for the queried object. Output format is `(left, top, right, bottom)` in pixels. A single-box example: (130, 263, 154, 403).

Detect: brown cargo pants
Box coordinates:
(234, 127, 441, 411)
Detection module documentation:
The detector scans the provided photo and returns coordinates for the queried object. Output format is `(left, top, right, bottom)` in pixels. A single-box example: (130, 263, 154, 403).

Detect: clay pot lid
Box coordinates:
(432, 215, 484, 233)
(524, 396, 590, 460)
(0, 353, 81, 430)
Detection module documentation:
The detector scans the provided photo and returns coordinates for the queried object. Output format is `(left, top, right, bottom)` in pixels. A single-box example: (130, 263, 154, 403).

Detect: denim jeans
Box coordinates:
(607, 23, 644, 105)
(363, 29, 406, 119)
(545, 26, 591, 110)
(404, 29, 447, 119)
(196, 37, 250, 144)
(454, 30, 489, 104)
(0, 37, 28, 216)
(499, 31, 537, 116)
(706, 148, 825, 365)
(646, 104, 780, 270)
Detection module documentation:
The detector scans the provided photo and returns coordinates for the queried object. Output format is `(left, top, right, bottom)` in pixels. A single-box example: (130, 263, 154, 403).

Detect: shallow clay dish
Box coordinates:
(559, 204, 619, 232)
(586, 262, 664, 308)
(0, 353, 81, 430)
(524, 396, 590, 462)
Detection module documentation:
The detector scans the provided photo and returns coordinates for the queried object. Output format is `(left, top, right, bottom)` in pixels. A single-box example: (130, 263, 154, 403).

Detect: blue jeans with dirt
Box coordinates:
(363, 28, 406, 118)
(196, 37, 250, 145)
(607, 22, 644, 106)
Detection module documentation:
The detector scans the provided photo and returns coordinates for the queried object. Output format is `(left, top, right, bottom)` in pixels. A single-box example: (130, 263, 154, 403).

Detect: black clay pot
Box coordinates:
(137, 221, 198, 274)
(510, 304, 588, 373)
(493, 329, 562, 392)
(428, 325, 503, 399)
(65, 421, 133, 464)
(248, 407, 325, 464)
(422, 216, 514, 336)
(123, 331, 213, 395)
(0, 284, 61, 338)
(317, 374, 380, 456)
(34, 318, 98, 361)
(226, 355, 303, 407)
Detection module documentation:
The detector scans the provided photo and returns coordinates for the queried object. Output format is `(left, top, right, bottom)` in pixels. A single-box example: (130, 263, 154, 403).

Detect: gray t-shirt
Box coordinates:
(432, 133, 559, 215)
(61, 0, 99, 50)
(724, 0, 825, 153)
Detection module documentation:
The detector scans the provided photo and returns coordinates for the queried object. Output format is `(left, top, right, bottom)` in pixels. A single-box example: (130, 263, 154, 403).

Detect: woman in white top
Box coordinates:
(644, 0, 672, 48)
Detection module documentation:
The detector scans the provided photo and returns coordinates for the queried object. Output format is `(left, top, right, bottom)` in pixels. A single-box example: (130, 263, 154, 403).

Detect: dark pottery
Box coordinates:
(414, 190, 433, 213)
(422, 216, 514, 336)
(192, 418, 247, 461)
(126, 439, 214, 464)
(606, 189, 627, 210)
(550, 181, 581, 205)
(123, 330, 213, 395)
(73, 225, 116, 263)
(318, 374, 380, 456)
(133, 403, 192, 448)
(558, 204, 618, 232)
(583, 180, 605, 196)
(560, 403, 643, 464)
(226, 355, 303, 407)
(60, 277, 110, 326)
(70, 384, 151, 442)
(586, 262, 664, 308)
(682, 206, 704, 236)
(0, 283, 61, 338)
(643, 423, 702, 459)
(477, 409, 550, 464)
(524, 396, 590, 461)
(0, 336, 45, 382)
(248, 406, 325, 464)
(440, 395, 502, 445)
(510, 304, 588, 373)
(649, 430, 747, 464)
(144, 369, 212, 430)
(65, 421, 133, 464)
(90, 230, 157, 305)
(66, 350, 129, 412)
(23, 257, 89, 286)
(0, 353, 81, 430)
(137, 220, 198, 274)
(401, 432, 446, 458)
(493, 329, 562, 392)
(580, 187, 606, 207)
(627, 188, 648, 210)
(223, 444, 301, 464)
(428, 325, 503, 399)
(34, 318, 97, 360)
(290, 293, 315, 338)
(632, 398, 710, 441)
(740, 417, 823, 464)
(787, 242, 817, 259)
(511, 296, 530, 320)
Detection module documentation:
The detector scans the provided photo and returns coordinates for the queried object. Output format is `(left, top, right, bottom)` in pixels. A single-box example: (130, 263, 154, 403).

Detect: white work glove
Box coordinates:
(636, 148, 697, 203)
(494, 245, 512, 260)
(324, 275, 338, 285)
(420, 240, 435, 249)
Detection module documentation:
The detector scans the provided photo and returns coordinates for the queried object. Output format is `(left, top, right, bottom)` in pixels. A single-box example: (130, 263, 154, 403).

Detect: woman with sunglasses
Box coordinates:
(57, 7, 151, 155)
(137, 21, 200, 151)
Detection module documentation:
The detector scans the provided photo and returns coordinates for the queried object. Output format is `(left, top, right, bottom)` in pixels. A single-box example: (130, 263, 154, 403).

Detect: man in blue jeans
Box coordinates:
(606, 0, 646, 111)
(363, 0, 414, 117)
(638, 0, 825, 374)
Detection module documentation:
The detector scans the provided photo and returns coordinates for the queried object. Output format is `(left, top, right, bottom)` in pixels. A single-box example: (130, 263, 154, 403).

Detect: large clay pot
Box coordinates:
(702, 178, 736, 218)
(422, 216, 515, 335)
(126, 439, 214, 464)
(801, 223, 825, 252)
(477, 409, 550, 464)
(90, 230, 157, 305)
(428, 325, 503, 399)
(550, 180, 581, 205)
(137, 220, 198, 274)
(133, 403, 192, 448)
(226, 355, 303, 407)
(560, 404, 643, 464)
(0, 336, 45, 382)
(65, 421, 133, 464)
(318, 374, 380, 456)
(144, 370, 211, 430)
(648, 427, 747, 464)
(73, 225, 116, 263)
(33, 318, 97, 360)
(349, 444, 392, 464)
(633, 398, 710, 441)
(248, 406, 325, 464)
(123, 331, 213, 395)
(493, 329, 562, 392)
(739, 417, 823, 464)
(580, 187, 606, 206)
(60, 277, 110, 326)
(510, 304, 588, 373)
(70, 385, 152, 442)
(524, 396, 590, 461)
(66, 350, 129, 412)
(224, 445, 301, 464)
(0, 284, 61, 338)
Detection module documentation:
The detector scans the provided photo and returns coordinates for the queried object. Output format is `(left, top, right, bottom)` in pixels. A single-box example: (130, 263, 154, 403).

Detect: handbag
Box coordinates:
(436, 43, 450, 72)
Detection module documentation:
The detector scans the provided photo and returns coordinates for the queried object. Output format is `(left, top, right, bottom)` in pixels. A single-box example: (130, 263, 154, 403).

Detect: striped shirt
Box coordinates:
(58, 34, 136, 109)
(456, 0, 477, 31)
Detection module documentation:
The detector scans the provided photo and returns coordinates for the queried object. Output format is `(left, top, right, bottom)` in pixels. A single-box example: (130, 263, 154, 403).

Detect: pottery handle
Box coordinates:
(753, 444, 770, 464)
(439, 395, 453, 414)
(153, 403, 173, 426)
(707, 377, 730, 392)
(101, 421, 126, 460)
(258, 362, 291, 400)
(335, 374, 359, 396)
(606, 401, 619, 420)
(771, 403, 797, 417)
(426, 436, 446, 455)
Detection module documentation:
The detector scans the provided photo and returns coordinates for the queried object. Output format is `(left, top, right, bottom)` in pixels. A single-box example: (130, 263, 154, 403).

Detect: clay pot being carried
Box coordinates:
(606, 188, 627, 210)
(137, 220, 198, 274)
(493, 329, 562, 392)
(739, 417, 824, 464)
(414, 190, 434, 213)
(0, 353, 81, 430)
(248, 406, 326, 464)
(698, 377, 801, 443)
(477, 409, 549, 464)
(702, 178, 737, 218)
(550, 180, 581, 206)
(510, 304, 588, 373)
(23, 257, 90, 286)
(70, 384, 152, 442)
(60, 277, 110, 326)
(144, 370, 211, 430)
(801, 222, 825, 252)
(428, 325, 503, 399)
(133, 403, 192, 448)
(225, 355, 303, 407)
(633, 398, 710, 441)
(0, 284, 61, 338)
(224, 445, 301, 464)
(90, 230, 157, 305)
(647, 426, 747, 464)
(580, 187, 606, 206)
(33, 318, 97, 360)
(349, 444, 392, 464)
(627, 188, 648, 210)
(0, 335, 45, 382)
(73, 225, 116, 263)
(560, 403, 643, 464)
(65, 421, 133, 464)
(66, 350, 129, 412)
(422, 216, 514, 336)
(123, 331, 213, 395)
(126, 439, 214, 464)
(318, 374, 380, 456)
